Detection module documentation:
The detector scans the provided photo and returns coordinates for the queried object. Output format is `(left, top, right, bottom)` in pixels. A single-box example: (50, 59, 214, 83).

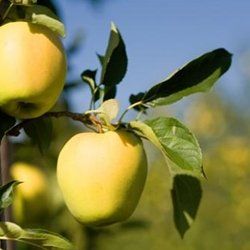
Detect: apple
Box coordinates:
(0, 21, 67, 119)
(57, 130, 147, 226)
(10, 162, 50, 224)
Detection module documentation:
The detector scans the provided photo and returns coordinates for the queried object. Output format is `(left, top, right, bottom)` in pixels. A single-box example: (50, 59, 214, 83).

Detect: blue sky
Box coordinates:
(54, 0, 250, 114)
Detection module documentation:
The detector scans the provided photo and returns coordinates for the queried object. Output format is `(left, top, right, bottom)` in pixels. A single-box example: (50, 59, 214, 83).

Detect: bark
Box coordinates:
(0, 137, 16, 250)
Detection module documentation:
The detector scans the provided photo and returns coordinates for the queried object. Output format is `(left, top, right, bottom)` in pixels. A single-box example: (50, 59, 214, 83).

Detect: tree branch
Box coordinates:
(5, 111, 101, 137)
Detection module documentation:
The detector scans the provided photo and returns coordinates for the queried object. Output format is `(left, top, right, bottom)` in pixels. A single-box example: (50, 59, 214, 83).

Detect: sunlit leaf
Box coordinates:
(129, 120, 162, 149)
(88, 99, 120, 126)
(98, 99, 120, 123)
(24, 4, 66, 37)
(130, 118, 203, 175)
(0, 222, 74, 249)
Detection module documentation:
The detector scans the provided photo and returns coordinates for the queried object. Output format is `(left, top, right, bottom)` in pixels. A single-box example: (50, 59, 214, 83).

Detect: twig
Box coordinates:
(5, 111, 103, 137)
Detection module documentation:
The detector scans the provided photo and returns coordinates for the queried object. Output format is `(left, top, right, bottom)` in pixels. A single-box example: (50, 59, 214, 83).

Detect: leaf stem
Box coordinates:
(118, 101, 143, 123)
(89, 87, 99, 110)
(136, 110, 144, 121)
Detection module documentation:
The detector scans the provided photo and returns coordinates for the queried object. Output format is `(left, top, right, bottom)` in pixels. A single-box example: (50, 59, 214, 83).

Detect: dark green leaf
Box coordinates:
(129, 92, 148, 112)
(24, 4, 66, 37)
(37, 0, 60, 17)
(104, 85, 117, 100)
(130, 118, 203, 176)
(0, 181, 21, 211)
(130, 92, 145, 105)
(0, 0, 12, 22)
(97, 53, 105, 66)
(132, 48, 232, 108)
(100, 22, 127, 86)
(81, 69, 97, 92)
(0, 111, 16, 141)
(171, 174, 202, 238)
(24, 118, 53, 154)
(0, 222, 74, 249)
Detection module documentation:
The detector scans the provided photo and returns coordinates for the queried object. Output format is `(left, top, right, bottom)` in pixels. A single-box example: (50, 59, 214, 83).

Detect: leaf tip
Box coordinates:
(110, 21, 118, 33)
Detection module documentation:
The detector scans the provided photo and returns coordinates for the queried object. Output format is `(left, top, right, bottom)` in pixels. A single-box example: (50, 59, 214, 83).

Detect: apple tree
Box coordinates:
(0, 0, 232, 249)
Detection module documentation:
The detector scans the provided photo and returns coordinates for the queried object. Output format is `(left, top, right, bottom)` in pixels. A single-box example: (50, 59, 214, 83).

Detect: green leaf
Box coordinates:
(129, 93, 148, 112)
(131, 48, 232, 109)
(129, 118, 203, 175)
(24, 5, 66, 37)
(24, 118, 53, 154)
(103, 85, 117, 100)
(129, 120, 162, 149)
(81, 69, 102, 102)
(87, 99, 120, 127)
(97, 99, 120, 124)
(81, 69, 97, 92)
(100, 22, 128, 86)
(0, 1, 12, 22)
(0, 222, 74, 249)
(146, 118, 203, 174)
(97, 53, 105, 66)
(0, 111, 16, 142)
(0, 181, 22, 211)
(171, 174, 202, 238)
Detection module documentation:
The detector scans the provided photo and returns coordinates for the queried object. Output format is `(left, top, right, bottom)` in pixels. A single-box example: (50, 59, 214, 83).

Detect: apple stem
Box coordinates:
(88, 115, 104, 133)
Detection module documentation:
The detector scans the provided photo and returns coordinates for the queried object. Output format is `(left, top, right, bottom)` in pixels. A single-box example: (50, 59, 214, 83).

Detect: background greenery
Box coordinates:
(9, 1, 250, 249)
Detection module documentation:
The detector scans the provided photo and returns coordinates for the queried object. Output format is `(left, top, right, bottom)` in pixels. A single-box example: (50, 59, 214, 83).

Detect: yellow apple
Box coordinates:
(0, 21, 67, 119)
(57, 130, 147, 226)
(10, 162, 50, 224)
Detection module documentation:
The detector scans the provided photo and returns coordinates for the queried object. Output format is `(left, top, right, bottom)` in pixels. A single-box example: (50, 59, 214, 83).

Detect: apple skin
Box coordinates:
(10, 162, 50, 224)
(0, 21, 66, 119)
(57, 130, 148, 226)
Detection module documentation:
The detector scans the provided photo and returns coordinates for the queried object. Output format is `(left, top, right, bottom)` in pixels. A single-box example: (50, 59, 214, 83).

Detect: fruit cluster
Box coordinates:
(0, 18, 148, 227)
